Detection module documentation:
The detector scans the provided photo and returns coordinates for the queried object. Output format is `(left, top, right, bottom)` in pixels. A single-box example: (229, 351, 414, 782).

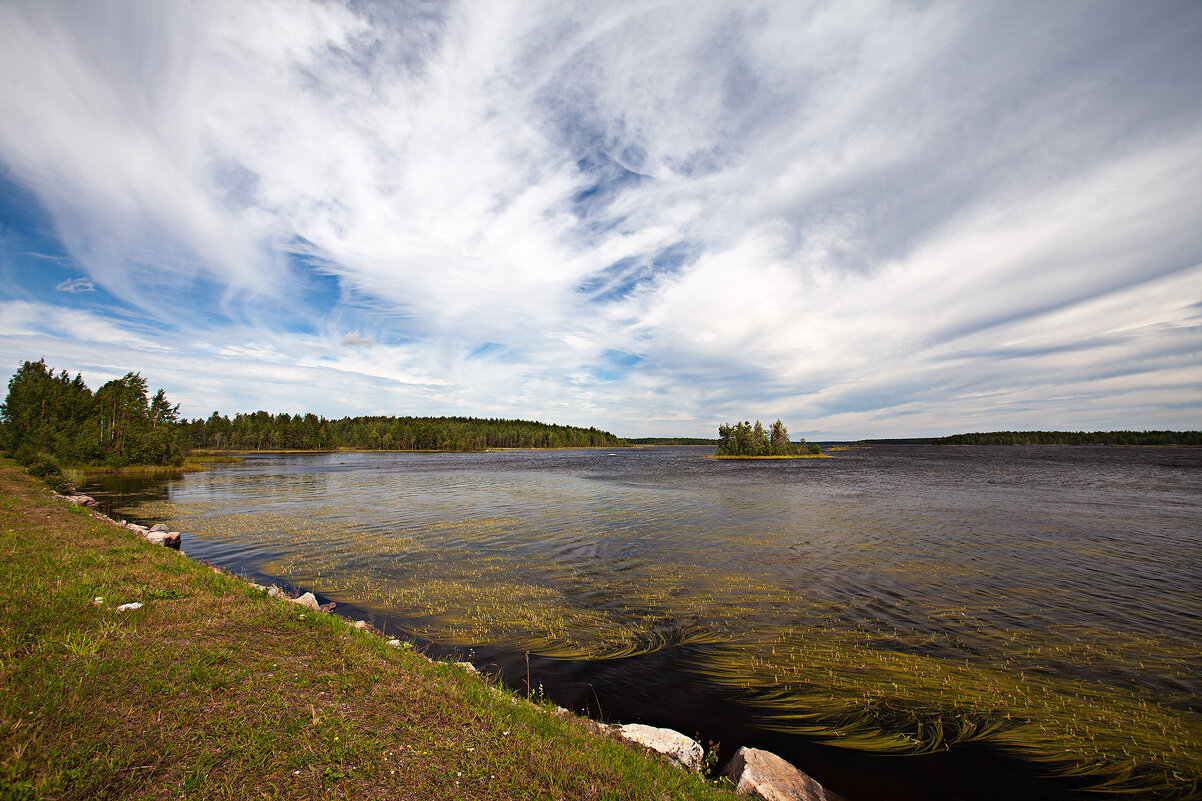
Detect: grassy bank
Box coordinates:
(0, 462, 735, 801)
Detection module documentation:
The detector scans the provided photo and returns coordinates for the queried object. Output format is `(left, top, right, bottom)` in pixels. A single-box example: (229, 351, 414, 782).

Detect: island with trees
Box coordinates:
(712, 419, 825, 458)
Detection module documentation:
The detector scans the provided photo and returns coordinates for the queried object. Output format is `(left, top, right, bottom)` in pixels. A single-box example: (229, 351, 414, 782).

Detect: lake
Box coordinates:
(84, 445, 1202, 801)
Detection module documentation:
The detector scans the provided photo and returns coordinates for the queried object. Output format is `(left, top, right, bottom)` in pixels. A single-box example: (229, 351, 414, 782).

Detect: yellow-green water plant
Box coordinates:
(121, 495, 1202, 799)
(692, 629, 1201, 798)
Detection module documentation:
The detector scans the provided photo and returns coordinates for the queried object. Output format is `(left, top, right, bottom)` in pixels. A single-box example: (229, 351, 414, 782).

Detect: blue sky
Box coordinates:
(1, 0, 1199, 438)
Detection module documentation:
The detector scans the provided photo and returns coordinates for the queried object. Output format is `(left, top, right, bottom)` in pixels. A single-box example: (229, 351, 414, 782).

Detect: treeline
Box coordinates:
(716, 419, 820, 456)
(1, 359, 183, 469)
(179, 412, 625, 452)
(0, 360, 628, 472)
(626, 437, 717, 446)
(934, 430, 1201, 447)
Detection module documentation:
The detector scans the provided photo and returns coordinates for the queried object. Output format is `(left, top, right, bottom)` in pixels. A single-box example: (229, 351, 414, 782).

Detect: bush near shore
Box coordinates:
(0, 461, 734, 801)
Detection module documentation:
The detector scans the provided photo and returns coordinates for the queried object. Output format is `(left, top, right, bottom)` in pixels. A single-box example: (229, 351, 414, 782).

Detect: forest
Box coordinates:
(0, 359, 626, 470)
(716, 419, 820, 456)
(178, 412, 624, 452)
(0, 359, 182, 469)
(934, 430, 1201, 446)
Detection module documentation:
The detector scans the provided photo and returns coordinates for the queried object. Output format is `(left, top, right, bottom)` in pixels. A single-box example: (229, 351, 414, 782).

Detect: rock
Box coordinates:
(455, 661, 478, 675)
(148, 523, 170, 532)
(318, 601, 336, 613)
(617, 723, 703, 771)
(115, 602, 143, 612)
(353, 620, 370, 630)
(267, 586, 283, 598)
(386, 638, 401, 647)
(126, 523, 149, 534)
(66, 494, 98, 508)
(291, 592, 321, 611)
(721, 747, 833, 801)
(145, 530, 181, 549)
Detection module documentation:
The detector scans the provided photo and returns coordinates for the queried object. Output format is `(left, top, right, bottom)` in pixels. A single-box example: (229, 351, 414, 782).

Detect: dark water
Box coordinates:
(84, 446, 1202, 800)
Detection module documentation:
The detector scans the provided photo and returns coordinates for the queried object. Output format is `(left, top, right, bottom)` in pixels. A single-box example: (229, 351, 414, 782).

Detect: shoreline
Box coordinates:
(0, 462, 838, 801)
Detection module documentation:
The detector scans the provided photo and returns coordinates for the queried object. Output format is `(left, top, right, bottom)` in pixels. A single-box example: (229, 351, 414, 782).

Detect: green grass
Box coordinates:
(0, 461, 737, 801)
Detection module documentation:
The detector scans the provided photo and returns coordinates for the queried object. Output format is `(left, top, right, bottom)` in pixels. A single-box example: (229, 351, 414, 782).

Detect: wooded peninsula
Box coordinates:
(0, 360, 627, 474)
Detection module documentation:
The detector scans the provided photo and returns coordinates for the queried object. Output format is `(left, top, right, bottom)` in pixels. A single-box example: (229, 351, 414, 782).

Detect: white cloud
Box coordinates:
(0, 0, 1199, 436)
(340, 331, 374, 347)
(55, 277, 95, 293)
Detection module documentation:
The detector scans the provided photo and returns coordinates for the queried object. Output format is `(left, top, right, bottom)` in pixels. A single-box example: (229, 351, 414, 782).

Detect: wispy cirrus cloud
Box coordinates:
(55, 277, 95, 293)
(0, 0, 1199, 436)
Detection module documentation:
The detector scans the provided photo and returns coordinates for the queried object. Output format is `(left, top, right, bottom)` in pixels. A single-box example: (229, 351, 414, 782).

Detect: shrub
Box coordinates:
(25, 452, 61, 479)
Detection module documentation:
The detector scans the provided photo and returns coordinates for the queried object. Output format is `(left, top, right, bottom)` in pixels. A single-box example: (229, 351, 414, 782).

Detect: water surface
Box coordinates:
(86, 445, 1202, 800)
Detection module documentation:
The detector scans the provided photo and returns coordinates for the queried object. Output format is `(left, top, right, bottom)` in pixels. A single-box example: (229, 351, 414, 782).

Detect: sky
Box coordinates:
(0, 0, 1199, 439)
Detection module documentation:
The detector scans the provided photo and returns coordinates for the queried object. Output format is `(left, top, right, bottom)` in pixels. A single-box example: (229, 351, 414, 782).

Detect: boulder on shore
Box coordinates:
(146, 530, 181, 549)
(721, 746, 836, 801)
(65, 494, 98, 508)
(148, 523, 170, 533)
(291, 592, 321, 611)
(617, 723, 703, 771)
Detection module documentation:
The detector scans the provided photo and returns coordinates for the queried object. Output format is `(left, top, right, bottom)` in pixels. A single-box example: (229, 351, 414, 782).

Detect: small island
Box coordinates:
(711, 419, 827, 458)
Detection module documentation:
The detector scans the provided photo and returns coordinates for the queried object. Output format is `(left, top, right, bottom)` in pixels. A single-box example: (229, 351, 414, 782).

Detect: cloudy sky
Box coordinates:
(0, 0, 1199, 438)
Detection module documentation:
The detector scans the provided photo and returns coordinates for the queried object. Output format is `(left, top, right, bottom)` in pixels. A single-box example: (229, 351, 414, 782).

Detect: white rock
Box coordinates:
(353, 620, 370, 630)
(145, 530, 181, 548)
(721, 746, 832, 801)
(291, 592, 321, 611)
(455, 661, 478, 675)
(617, 723, 703, 771)
(115, 602, 143, 612)
(386, 639, 401, 647)
(267, 586, 283, 598)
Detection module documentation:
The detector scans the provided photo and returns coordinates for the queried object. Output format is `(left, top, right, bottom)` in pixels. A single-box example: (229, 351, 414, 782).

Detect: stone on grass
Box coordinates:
(126, 523, 149, 534)
(148, 523, 170, 532)
(353, 620, 370, 630)
(267, 586, 283, 598)
(455, 661, 478, 675)
(115, 602, 143, 612)
(318, 601, 336, 613)
(386, 638, 401, 647)
(721, 746, 833, 801)
(617, 723, 703, 771)
(291, 592, 321, 611)
(145, 530, 181, 549)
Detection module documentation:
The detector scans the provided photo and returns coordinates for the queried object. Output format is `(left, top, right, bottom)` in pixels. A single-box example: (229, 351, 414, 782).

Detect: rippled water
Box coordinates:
(85, 445, 1202, 801)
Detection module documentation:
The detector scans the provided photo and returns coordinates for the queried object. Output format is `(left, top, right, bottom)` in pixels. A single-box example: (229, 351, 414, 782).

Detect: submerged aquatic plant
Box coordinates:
(127, 479, 1202, 799)
(694, 631, 1201, 797)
